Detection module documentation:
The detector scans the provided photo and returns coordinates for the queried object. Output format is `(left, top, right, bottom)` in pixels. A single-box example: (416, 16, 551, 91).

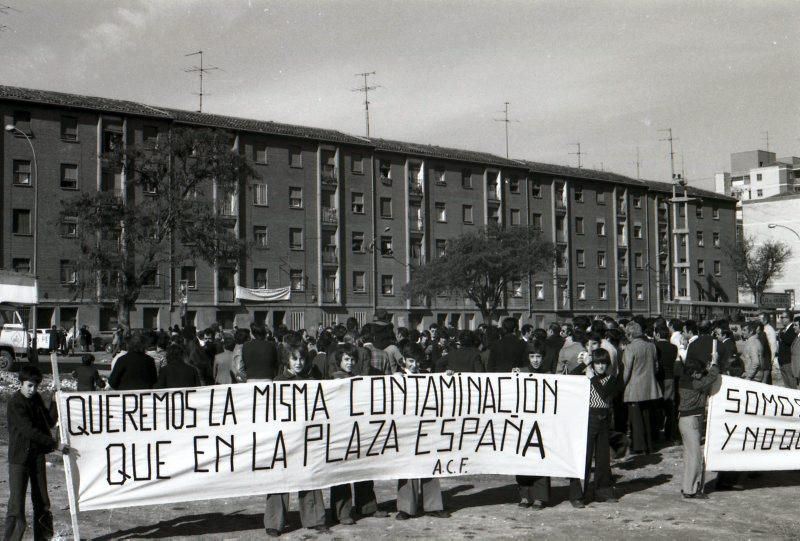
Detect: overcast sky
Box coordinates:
(2, 0, 798, 190)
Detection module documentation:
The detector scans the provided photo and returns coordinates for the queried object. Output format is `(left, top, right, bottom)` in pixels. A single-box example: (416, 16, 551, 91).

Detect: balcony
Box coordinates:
(409, 181, 423, 198)
(321, 169, 338, 187)
(488, 186, 500, 202)
(556, 232, 568, 244)
(218, 287, 236, 303)
(321, 207, 338, 225)
(322, 246, 339, 266)
(617, 206, 627, 217)
(617, 235, 627, 248)
(618, 270, 629, 280)
(555, 198, 567, 212)
(380, 176, 392, 186)
(556, 264, 568, 276)
(322, 290, 339, 303)
(411, 294, 429, 307)
(410, 217, 424, 233)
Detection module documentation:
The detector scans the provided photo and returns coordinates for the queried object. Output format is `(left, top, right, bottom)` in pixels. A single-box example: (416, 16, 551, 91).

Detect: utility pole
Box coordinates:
(569, 143, 583, 168)
(352, 71, 380, 138)
(184, 50, 221, 113)
(635, 146, 641, 179)
(660, 128, 691, 302)
(762, 130, 770, 151)
(493, 101, 518, 158)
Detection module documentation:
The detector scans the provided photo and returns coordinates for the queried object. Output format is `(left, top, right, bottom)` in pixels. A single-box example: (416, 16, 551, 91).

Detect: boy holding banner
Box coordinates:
(395, 343, 450, 520)
(264, 344, 329, 536)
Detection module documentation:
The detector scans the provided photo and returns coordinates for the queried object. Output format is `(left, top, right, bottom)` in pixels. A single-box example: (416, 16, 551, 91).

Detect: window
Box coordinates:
(12, 110, 31, 134)
(633, 196, 642, 209)
(352, 232, 365, 253)
(534, 282, 545, 300)
(461, 170, 473, 189)
(13, 160, 31, 186)
(577, 283, 586, 300)
(596, 191, 606, 205)
(510, 278, 523, 298)
(289, 228, 303, 250)
(253, 183, 268, 206)
(597, 251, 606, 268)
(434, 169, 446, 185)
(61, 215, 78, 238)
(379, 162, 392, 181)
(12, 258, 30, 274)
(462, 205, 474, 224)
(532, 213, 543, 231)
(142, 271, 159, 287)
(381, 275, 394, 296)
(697, 259, 705, 275)
(575, 217, 584, 235)
(12, 209, 31, 235)
(60, 260, 77, 284)
(756, 173, 763, 181)
(598, 283, 607, 300)
(679, 205, 686, 218)
(596, 219, 606, 236)
(756, 189, 763, 197)
(254, 143, 268, 164)
(713, 232, 720, 248)
(696, 205, 703, 219)
(253, 225, 268, 247)
(712, 206, 720, 220)
(102, 127, 122, 153)
(696, 231, 704, 246)
(380, 197, 393, 218)
(634, 252, 643, 269)
(352, 192, 365, 214)
(253, 268, 268, 289)
(635, 283, 644, 300)
(633, 223, 642, 238)
(289, 187, 303, 208)
(61, 116, 78, 141)
(576, 249, 585, 267)
(290, 269, 305, 291)
(181, 266, 197, 289)
(352, 154, 364, 174)
(680, 234, 687, 247)
(380, 236, 393, 256)
(574, 187, 584, 202)
(289, 147, 302, 168)
(509, 178, 520, 193)
(435, 202, 447, 222)
(510, 208, 521, 225)
(530, 181, 541, 198)
(352, 271, 366, 292)
(60, 164, 78, 190)
(435, 239, 447, 258)
(714, 260, 721, 276)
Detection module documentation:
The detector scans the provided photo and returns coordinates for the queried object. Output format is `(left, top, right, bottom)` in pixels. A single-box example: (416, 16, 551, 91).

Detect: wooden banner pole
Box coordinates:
(50, 352, 81, 540)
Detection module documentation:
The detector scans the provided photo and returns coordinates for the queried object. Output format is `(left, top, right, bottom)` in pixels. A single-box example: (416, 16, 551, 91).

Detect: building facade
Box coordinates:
(1, 85, 740, 335)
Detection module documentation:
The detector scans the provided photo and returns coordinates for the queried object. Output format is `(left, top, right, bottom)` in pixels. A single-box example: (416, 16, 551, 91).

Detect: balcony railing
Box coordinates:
(617, 206, 627, 217)
(321, 169, 338, 186)
(410, 217, 424, 232)
(618, 270, 629, 280)
(322, 246, 338, 265)
(322, 290, 339, 303)
(556, 232, 568, 244)
(488, 187, 500, 202)
(409, 181, 423, 197)
(218, 287, 236, 303)
(555, 198, 566, 210)
(380, 176, 392, 186)
(617, 236, 627, 247)
(321, 207, 338, 224)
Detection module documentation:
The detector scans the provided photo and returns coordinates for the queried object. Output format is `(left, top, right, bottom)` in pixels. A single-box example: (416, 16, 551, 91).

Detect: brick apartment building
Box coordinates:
(0, 85, 740, 335)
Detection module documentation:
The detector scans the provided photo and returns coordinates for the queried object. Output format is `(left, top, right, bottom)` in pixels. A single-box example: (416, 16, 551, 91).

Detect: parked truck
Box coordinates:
(0, 270, 37, 370)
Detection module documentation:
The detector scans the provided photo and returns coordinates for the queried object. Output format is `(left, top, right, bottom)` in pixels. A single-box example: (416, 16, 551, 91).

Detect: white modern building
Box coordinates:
(741, 193, 800, 309)
(715, 150, 800, 202)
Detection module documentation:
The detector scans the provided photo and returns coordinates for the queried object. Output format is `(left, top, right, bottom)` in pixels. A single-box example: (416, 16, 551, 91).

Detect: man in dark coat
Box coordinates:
(543, 323, 565, 374)
(777, 311, 798, 389)
(487, 317, 526, 372)
(436, 330, 483, 373)
(108, 332, 157, 391)
(239, 324, 279, 381)
(371, 309, 396, 350)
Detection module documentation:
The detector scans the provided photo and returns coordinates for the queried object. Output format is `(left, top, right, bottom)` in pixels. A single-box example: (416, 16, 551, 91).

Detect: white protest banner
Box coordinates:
(704, 375, 800, 471)
(60, 373, 589, 511)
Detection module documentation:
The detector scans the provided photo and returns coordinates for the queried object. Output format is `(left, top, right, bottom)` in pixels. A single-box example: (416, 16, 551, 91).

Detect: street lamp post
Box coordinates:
(5, 124, 39, 333)
(768, 223, 800, 241)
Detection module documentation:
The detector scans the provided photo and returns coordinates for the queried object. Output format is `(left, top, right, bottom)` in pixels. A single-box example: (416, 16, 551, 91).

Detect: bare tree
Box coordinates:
(724, 235, 792, 306)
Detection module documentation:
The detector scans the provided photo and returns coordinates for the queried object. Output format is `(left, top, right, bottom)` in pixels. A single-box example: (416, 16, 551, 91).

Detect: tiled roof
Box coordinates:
(371, 138, 525, 169)
(0, 85, 172, 118)
(522, 161, 647, 187)
(166, 109, 371, 146)
(642, 180, 737, 202)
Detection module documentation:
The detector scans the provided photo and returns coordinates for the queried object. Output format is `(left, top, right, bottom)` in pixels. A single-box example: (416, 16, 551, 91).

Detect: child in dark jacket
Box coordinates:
(4, 365, 69, 541)
(395, 343, 450, 520)
(72, 354, 105, 391)
(264, 344, 328, 537)
(514, 341, 552, 509)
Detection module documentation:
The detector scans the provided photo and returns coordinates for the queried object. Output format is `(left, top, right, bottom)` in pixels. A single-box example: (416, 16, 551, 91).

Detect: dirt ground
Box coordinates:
(0, 390, 798, 540)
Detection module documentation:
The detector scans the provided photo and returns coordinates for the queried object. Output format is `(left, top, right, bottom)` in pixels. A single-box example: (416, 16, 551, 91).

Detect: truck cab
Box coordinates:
(0, 304, 30, 370)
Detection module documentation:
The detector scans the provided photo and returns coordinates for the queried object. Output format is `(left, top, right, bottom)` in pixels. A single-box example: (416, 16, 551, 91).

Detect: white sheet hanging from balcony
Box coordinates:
(235, 285, 291, 302)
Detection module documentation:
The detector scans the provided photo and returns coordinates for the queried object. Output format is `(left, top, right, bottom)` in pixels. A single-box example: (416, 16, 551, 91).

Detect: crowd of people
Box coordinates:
(8, 308, 800, 538)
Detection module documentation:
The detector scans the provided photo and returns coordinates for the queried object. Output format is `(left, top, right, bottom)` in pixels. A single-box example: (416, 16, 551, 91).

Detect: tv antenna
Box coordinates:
(352, 71, 380, 137)
(761, 130, 770, 151)
(184, 50, 222, 113)
(569, 143, 584, 168)
(493, 102, 519, 158)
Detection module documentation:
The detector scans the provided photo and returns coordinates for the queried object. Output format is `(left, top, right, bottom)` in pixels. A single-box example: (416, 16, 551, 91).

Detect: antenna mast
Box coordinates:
(352, 71, 380, 138)
(762, 130, 770, 151)
(184, 50, 221, 113)
(569, 143, 583, 168)
(493, 102, 518, 158)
